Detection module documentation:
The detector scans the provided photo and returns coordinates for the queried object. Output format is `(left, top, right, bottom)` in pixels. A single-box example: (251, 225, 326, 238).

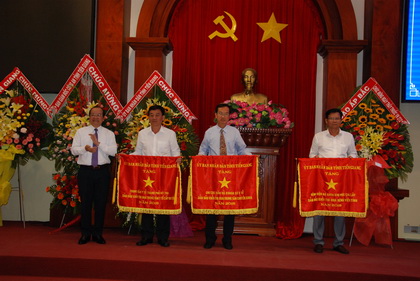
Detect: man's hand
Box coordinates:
(89, 134, 100, 147)
(85, 145, 98, 153)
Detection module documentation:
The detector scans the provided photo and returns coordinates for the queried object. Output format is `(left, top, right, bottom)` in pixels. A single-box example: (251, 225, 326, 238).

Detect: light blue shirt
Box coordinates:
(198, 125, 250, 156)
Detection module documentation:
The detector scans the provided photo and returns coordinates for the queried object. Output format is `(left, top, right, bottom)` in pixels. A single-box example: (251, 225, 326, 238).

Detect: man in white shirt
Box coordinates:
(131, 105, 181, 247)
(71, 106, 117, 245)
(309, 108, 357, 254)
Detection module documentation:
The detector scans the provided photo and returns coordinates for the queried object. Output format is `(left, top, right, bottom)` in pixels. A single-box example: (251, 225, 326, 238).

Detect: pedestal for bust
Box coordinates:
(217, 127, 292, 236)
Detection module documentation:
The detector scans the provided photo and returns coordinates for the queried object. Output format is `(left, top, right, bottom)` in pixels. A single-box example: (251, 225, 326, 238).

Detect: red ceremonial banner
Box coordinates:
(116, 154, 182, 215)
(298, 158, 368, 218)
(189, 155, 259, 215)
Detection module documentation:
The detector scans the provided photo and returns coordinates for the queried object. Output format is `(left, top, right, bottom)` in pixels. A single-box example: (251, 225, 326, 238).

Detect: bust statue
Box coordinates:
(230, 68, 268, 105)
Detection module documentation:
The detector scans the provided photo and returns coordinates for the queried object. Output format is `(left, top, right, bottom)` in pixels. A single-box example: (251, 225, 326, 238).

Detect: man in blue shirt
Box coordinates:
(199, 103, 250, 250)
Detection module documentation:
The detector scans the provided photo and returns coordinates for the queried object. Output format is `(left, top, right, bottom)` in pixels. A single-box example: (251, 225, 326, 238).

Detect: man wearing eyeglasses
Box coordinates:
(309, 108, 357, 254)
(198, 103, 250, 250)
(71, 106, 117, 245)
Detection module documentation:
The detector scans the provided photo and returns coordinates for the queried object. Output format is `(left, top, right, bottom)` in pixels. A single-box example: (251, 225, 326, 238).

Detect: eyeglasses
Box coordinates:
(327, 117, 341, 121)
(217, 112, 230, 116)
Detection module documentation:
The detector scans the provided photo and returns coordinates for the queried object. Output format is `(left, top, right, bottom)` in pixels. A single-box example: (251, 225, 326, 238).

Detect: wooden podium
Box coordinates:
(217, 127, 292, 236)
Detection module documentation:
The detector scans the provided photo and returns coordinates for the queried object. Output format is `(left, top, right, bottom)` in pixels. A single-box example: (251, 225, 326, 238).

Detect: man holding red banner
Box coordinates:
(309, 108, 357, 254)
(131, 105, 181, 247)
(199, 103, 251, 250)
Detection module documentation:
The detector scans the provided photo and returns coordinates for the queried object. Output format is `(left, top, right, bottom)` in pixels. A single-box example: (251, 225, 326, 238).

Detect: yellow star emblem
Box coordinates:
(143, 177, 155, 188)
(257, 13, 288, 43)
(325, 179, 338, 190)
(219, 177, 231, 189)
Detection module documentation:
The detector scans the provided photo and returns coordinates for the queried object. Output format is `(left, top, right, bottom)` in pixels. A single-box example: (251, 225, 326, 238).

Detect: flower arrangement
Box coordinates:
(341, 92, 413, 181)
(225, 100, 294, 129)
(45, 172, 80, 214)
(47, 83, 127, 213)
(0, 82, 52, 167)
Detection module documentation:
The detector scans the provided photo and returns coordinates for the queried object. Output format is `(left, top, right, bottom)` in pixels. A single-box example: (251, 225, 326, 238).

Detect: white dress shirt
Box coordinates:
(71, 125, 118, 165)
(309, 129, 357, 158)
(131, 126, 180, 156)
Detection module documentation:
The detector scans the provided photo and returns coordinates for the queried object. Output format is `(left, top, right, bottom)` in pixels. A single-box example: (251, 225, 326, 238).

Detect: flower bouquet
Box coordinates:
(225, 100, 294, 129)
(0, 82, 53, 167)
(341, 92, 413, 181)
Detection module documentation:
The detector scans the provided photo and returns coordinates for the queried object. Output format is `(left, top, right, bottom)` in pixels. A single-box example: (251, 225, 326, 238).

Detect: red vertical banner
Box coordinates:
(189, 155, 259, 215)
(116, 154, 182, 215)
(298, 158, 368, 217)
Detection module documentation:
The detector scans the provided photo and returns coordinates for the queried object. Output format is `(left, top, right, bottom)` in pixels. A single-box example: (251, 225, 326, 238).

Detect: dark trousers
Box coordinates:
(77, 166, 110, 236)
(205, 215, 235, 243)
(141, 214, 170, 242)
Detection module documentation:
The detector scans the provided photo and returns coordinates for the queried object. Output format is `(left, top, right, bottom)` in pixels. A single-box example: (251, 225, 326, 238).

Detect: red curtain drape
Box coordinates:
(169, 0, 324, 238)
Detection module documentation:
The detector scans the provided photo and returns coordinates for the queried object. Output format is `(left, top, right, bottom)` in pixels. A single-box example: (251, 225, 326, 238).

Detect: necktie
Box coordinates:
(92, 128, 98, 167)
(220, 129, 227, 155)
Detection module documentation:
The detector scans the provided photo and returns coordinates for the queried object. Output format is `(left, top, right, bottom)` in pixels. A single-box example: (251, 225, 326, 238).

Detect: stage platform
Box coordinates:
(0, 221, 419, 281)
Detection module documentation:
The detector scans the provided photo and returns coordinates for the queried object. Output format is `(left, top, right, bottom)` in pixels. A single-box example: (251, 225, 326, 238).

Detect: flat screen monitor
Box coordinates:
(402, 0, 420, 102)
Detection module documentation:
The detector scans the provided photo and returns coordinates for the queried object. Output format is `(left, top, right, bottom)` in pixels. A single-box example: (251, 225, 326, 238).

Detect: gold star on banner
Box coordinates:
(143, 177, 155, 188)
(219, 177, 231, 189)
(325, 179, 338, 190)
(257, 13, 288, 43)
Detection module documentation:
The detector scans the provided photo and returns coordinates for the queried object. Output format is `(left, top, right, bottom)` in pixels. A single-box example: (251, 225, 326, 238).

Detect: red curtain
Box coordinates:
(169, 0, 324, 238)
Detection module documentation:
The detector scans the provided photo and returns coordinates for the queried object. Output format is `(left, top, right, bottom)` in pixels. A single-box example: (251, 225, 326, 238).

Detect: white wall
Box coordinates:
(399, 104, 420, 240)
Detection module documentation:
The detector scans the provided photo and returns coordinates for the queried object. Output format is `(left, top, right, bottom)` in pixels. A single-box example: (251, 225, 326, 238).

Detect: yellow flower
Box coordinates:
(163, 106, 171, 113)
(10, 102, 23, 113)
(369, 114, 379, 120)
(359, 123, 367, 128)
(364, 108, 373, 113)
(367, 121, 377, 126)
(386, 114, 395, 121)
(359, 103, 367, 109)
(378, 118, 386, 124)
(349, 110, 358, 116)
(163, 119, 172, 126)
(375, 108, 385, 115)
(383, 125, 392, 130)
(358, 115, 368, 123)
(343, 116, 351, 122)
(376, 125, 384, 131)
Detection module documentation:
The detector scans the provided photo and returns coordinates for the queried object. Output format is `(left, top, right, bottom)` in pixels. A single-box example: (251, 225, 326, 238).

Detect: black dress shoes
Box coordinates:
(203, 241, 215, 249)
(333, 245, 349, 254)
(136, 238, 153, 246)
(222, 240, 233, 250)
(78, 235, 91, 245)
(314, 244, 324, 253)
(158, 240, 170, 247)
(92, 234, 106, 244)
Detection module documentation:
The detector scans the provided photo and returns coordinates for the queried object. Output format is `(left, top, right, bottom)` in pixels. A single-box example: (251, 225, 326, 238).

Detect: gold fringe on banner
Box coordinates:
(174, 176, 179, 205)
(300, 210, 367, 218)
(112, 158, 121, 205)
(190, 207, 259, 215)
(118, 206, 182, 215)
(186, 164, 192, 204)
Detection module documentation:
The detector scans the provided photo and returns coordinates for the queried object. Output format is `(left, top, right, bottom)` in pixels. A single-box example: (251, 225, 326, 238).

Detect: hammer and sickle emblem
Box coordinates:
(208, 11, 238, 42)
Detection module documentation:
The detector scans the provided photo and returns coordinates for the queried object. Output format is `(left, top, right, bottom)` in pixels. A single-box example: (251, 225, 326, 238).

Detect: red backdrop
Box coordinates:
(168, 0, 324, 238)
